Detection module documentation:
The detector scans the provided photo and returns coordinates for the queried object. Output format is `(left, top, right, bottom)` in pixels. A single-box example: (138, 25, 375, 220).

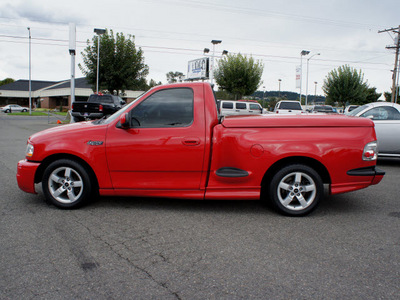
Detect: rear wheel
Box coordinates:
(268, 164, 323, 216)
(42, 159, 92, 209)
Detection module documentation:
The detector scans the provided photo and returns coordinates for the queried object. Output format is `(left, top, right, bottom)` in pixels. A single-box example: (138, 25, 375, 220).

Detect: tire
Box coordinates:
(73, 117, 83, 122)
(5, 109, 10, 113)
(42, 159, 92, 209)
(22, 109, 27, 112)
(268, 164, 323, 216)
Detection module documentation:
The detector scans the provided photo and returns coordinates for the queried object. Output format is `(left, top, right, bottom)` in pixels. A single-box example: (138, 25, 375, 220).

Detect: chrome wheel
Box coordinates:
(48, 166, 83, 204)
(268, 164, 323, 216)
(277, 171, 316, 211)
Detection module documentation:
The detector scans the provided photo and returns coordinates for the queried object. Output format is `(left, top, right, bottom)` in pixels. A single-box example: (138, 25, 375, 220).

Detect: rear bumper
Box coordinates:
(71, 112, 103, 119)
(16, 160, 40, 194)
(331, 166, 385, 195)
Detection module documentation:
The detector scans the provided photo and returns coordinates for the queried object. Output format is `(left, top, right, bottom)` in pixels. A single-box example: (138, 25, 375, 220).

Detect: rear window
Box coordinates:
(279, 102, 302, 110)
(89, 95, 114, 103)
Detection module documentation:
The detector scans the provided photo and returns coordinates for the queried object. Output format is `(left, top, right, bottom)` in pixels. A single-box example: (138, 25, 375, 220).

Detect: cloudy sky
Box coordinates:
(0, 0, 399, 96)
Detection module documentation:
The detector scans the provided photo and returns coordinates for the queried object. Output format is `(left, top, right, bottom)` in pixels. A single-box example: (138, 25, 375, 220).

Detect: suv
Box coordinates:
(274, 101, 303, 114)
(219, 100, 264, 116)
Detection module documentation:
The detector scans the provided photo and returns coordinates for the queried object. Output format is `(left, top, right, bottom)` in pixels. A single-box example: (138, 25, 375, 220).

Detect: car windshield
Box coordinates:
(347, 105, 369, 116)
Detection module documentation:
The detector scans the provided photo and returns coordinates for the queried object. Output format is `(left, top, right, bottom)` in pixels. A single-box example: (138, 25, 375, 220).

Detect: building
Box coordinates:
(0, 78, 143, 110)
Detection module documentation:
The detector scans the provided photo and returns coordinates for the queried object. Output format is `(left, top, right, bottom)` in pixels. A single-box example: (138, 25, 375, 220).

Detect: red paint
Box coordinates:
(17, 82, 383, 201)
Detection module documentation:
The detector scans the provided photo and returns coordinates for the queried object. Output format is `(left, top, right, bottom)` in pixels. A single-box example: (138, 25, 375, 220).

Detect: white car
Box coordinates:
(348, 102, 400, 157)
(1, 104, 29, 113)
(274, 100, 304, 114)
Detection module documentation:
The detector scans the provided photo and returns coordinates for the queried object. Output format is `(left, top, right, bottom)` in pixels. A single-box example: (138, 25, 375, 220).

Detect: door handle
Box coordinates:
(182, 138, 200, 146)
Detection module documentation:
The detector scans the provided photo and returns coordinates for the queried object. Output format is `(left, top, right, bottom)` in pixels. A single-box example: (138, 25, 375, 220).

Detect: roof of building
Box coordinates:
(0, 80, 58, 91)
(0, 77, 92, 91)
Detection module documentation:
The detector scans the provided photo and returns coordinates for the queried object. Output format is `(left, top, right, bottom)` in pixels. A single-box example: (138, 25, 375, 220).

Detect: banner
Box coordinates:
(296, 65, 301, 89)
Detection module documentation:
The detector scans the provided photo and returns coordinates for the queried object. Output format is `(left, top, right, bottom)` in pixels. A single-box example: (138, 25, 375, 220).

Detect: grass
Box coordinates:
(8, 111, 49, 116)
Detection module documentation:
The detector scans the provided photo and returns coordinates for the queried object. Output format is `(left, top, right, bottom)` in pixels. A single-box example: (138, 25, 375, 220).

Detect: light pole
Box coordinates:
(94, 28, 106, 94)
(27, 27, 32, 115)
(305, 53, 320, 108)
(278, 79, 282, 98)
(314, 81, 318, 104)
(209, 40, 222, 85)
(263, 86, 266, 108)
(299, 50, 310, 102)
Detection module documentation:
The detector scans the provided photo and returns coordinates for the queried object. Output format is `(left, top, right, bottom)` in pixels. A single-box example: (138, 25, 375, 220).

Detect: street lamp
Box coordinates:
(94, 28, 106, 94)
(314, 81, 318, 105)
(27, 27, 32, 115)
(209, 40, 222, 85)
(278, 79, 282, 98)
(299, 50, 310, 102)
(305, 53, 320, 108)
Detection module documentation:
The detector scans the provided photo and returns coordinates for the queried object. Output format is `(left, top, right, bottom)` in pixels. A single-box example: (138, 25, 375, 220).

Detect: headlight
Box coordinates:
(363, 141, 378, 161)
(26, 143, 34, 158)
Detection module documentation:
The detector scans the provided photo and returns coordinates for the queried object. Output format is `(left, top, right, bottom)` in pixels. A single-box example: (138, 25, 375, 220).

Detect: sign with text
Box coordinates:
(187, 57, 209, 80)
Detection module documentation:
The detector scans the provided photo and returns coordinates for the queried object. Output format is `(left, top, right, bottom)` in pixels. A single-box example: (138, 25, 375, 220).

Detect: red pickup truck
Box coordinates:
(17, 82, 384, 216)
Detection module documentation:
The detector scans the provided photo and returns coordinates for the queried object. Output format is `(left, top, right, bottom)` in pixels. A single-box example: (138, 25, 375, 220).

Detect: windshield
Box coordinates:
(98, 92, 146, 124)
(347, 104, 368, 116)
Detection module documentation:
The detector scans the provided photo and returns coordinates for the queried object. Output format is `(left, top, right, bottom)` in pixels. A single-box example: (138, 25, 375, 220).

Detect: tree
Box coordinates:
(214, 53, 264, 100)
(79, 29, 149, 95)
(322, 65, 369, 108)
(0, 78, 15, 86)
(365, 87, 382, 104)
(166, 71, 184, 83)
(384, 91, 400, 103)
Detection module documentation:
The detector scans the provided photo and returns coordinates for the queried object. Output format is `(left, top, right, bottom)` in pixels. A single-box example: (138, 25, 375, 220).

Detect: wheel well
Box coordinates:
(261, 156, 331, 188)
(34, 154, 99, 189)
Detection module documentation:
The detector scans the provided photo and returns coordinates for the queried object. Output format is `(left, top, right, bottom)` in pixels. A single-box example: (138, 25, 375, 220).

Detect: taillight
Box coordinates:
(99, 105, 103, 112)
(363, 141, 378, 161)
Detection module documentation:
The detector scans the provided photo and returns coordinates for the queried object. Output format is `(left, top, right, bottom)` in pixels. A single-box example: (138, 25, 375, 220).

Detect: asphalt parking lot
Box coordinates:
(1, 114, 399, 299)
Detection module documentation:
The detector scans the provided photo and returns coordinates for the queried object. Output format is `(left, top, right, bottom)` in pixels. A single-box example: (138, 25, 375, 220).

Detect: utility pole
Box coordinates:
(379, 25, 400, 103)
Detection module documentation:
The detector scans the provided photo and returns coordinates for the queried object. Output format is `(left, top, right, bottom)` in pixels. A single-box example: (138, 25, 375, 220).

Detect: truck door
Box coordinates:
(106, 87, 206, 190)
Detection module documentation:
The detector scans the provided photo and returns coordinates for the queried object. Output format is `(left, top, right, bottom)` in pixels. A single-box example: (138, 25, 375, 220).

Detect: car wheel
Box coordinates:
(42, 159, 92, 209)
(73, 117, 83, 122)
(22, 109, 27, 112)
(5, 109, 10, 113)
(268, 164, 323, 216)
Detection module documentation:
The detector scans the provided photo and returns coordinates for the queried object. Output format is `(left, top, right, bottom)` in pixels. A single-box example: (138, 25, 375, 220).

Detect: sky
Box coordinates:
(0, 0, 399, 97)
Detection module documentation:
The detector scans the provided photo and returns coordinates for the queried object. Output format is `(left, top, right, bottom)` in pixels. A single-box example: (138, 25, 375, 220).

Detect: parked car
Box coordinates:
(344, 105, 359, 114)
(17, 82, 384, 216)
(311, 105, 337, 114)
(71, 94, 126, 122)
(219, 100, 264, 116)
(274, 100, 304, 114)
(348, 102, 400, 157)
(1, 104, 28, 113)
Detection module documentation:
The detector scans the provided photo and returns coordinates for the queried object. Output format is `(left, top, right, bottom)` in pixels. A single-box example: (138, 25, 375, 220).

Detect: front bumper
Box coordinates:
(16, 160, 40, 194)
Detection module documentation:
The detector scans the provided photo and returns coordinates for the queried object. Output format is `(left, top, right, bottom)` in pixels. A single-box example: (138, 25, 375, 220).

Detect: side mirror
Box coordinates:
(119, 113, 130, 129)
(120, 100, 126, 106)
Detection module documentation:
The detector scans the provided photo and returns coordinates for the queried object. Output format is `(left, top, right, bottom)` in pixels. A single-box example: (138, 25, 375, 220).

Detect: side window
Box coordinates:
(131, 88, 194, 128)
(236, 103, 247, 110)
(249, 103, 261, 110)
(361, 107, 400, 120)
(222, 102, 234, 109)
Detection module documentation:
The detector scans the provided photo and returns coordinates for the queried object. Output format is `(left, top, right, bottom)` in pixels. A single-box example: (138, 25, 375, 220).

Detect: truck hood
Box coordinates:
(29, 121, 107, 144)
(221, 114, 374, 128)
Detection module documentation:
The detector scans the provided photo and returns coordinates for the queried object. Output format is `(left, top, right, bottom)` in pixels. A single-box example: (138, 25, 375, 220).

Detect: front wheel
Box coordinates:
(267, 164, 323, 216)
(42, 159, 93, 209)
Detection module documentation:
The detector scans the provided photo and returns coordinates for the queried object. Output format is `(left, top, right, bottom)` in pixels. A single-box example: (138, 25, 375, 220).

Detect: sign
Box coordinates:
(296, 65, 301, 89)
(187, 57, 209, 80)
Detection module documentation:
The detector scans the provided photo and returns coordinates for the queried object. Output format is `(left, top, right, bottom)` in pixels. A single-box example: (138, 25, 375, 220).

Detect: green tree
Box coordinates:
(322, 65, 369, 108)
(79, 29, 149, 95)
(384, 91, 400, 102)
(365, 87, 382, 104)
(0, 78, 15, 86)
(166, 71, 184, 83)
(215, 53, 264, 100)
